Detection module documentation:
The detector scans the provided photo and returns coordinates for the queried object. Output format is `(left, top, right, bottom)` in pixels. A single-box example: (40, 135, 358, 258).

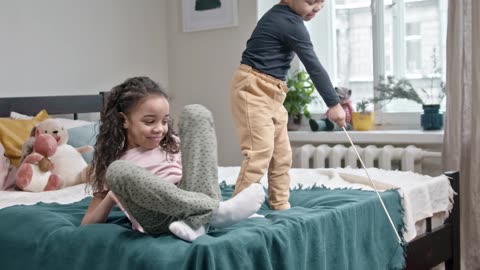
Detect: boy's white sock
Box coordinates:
(169, 221, 206, 242)
(210, 183, 265, 229)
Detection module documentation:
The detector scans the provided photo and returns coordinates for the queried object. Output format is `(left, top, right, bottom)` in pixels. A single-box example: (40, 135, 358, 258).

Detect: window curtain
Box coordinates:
(442, 0, 480, 269)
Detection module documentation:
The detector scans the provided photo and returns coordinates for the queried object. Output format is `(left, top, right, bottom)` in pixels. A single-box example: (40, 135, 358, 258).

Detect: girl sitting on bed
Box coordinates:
(81, 76, 265, 242)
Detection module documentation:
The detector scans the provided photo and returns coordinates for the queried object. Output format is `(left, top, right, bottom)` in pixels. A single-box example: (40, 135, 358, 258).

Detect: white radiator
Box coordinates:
(293, 144, 441, 173)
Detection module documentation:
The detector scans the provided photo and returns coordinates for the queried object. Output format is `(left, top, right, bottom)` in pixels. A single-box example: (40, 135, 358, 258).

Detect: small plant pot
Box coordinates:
(421, 104, 443, 130)
(352, 112, 375, 131)
(287, 113, 303, 131)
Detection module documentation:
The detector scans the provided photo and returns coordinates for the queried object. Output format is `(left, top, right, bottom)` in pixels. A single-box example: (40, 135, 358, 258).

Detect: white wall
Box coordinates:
(0, 0, 446, 172)
(257, 0, 277, 16)
(0, 0, 258, 166)
(166, 0, 258, 166)
(0, 0, 169, 97)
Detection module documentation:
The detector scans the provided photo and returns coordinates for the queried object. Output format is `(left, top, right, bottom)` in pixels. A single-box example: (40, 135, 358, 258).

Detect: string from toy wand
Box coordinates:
(341, 126, 402, 243)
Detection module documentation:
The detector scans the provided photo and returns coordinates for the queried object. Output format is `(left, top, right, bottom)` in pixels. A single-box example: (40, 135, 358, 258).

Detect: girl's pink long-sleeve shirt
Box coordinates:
(115, 146, 182, 232)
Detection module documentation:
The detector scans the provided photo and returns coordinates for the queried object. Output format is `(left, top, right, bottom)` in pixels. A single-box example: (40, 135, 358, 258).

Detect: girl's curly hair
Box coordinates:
(87, 76, 180, 194)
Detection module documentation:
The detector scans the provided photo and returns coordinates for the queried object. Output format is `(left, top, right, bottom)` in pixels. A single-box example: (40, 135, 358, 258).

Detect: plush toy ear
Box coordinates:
(32, 126, 39, 137)
(34, 126, 47, 137)
(348, 89, 352, 96)
(0, 142, 12, 190)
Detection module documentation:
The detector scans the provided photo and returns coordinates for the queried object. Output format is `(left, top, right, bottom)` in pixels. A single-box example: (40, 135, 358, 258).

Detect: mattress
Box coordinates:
(0, 176, 406, 270)
(0, 166, 453, 242)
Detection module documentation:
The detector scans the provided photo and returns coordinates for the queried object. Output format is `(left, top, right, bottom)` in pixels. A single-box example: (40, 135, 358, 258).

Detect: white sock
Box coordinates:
(210, 183, 265, 229)
(169, 220, 206, 242)
(248, 213, 265, 219)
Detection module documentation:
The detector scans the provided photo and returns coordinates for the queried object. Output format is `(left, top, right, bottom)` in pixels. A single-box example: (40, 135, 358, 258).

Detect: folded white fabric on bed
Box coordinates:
(0, 184, 90, 209)
(219, 166, 391, 190)
(332, 167, 453, 241)
(219, 166, 453, 242)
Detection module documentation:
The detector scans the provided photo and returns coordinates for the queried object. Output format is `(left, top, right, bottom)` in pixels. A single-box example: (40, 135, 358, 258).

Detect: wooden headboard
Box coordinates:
(0, 92, 108, 119)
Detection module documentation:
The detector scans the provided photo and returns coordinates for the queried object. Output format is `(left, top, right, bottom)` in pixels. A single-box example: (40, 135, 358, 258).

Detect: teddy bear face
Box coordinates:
(35, 119, 69, 145)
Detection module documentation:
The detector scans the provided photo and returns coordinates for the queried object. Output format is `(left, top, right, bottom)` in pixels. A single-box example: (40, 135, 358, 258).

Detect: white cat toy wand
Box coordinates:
(341, 126, 402, 243)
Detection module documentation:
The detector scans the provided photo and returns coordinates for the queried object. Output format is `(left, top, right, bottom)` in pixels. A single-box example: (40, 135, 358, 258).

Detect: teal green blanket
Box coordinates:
(0, 184, 405, 270)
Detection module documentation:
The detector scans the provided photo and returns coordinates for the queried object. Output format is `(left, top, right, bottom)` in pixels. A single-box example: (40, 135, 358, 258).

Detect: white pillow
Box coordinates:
(10, 111, 94, 129)
(56, 118, 95, 129)
(10, 111, 33, 120)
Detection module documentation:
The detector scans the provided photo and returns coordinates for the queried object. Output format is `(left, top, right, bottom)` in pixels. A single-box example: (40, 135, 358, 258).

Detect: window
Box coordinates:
(326, 0, 446, 116)
(257, 0, 448, 125)
(333, 0, 374, 108)
(406, 22, 422, 74)
(381, 0, 447, 113)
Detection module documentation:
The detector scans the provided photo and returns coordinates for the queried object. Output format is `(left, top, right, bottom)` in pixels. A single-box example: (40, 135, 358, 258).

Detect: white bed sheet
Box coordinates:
(0, 166, 453, 242)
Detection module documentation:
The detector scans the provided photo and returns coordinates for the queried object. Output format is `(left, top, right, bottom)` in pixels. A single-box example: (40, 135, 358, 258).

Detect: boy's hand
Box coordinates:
(327, 103, 346, 128)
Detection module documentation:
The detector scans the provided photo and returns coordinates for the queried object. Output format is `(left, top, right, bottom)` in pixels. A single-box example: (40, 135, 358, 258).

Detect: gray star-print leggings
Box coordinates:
(106, 104, 222, 234)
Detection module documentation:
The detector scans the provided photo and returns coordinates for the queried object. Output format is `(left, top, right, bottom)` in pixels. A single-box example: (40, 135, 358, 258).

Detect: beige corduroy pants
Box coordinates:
(230, 64, 292, 210)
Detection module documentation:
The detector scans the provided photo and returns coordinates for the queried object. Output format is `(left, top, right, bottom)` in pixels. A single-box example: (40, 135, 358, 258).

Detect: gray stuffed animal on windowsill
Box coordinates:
(309, 86, 353, 131)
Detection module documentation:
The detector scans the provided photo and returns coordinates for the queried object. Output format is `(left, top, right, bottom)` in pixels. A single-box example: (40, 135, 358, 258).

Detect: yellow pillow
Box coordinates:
(0, 110, 49, 167)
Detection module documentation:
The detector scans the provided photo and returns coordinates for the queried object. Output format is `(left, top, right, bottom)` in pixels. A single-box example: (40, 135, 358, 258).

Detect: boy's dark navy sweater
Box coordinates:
(241, 4, 339, 107)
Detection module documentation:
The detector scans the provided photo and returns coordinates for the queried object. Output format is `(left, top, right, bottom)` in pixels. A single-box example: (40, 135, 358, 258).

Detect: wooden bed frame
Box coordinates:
(0, 93, 460, 270)
(405, 170, 460, 270)
(0, 93, 106, 119)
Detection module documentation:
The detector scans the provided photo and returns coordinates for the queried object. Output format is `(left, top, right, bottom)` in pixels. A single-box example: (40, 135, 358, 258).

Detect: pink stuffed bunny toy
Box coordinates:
(20, 119, 91, 189)
(16, 133, 63, 192)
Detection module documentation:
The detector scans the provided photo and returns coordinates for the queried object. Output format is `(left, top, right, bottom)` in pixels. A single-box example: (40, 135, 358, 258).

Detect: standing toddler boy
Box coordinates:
(230, 0, 346, 210)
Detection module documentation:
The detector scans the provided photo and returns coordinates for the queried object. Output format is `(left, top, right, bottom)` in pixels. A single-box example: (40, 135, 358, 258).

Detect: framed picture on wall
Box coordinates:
(182, 0, 238, 32)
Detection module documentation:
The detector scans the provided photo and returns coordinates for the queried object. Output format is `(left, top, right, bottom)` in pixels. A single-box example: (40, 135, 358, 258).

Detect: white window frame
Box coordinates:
(256, 0, 447, 129)
(307, 0, 446, 128)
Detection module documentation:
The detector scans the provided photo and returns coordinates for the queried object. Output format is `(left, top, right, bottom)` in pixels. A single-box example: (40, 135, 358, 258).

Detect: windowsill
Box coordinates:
(288, 129, 444, 145)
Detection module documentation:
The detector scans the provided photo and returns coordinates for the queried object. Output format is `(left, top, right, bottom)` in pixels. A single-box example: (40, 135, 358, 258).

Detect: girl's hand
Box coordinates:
(105, 191, 114, 203)
(108, 191, 123, 208)
(327, 103, 346, 128)
(81, 190, 117, 225)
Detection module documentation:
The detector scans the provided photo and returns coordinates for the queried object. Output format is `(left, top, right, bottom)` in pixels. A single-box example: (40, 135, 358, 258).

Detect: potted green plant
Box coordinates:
(374, 75, 446, 130)
(419, 81, 445, 130)
(284, 70, 319, 130)
(373, 49, 446, 130)
(352, 98, 376, 131)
